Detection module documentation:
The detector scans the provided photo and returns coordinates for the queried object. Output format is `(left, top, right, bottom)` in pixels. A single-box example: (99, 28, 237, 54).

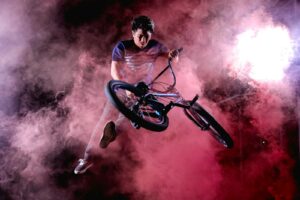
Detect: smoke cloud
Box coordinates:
(0, 0, 299, 200)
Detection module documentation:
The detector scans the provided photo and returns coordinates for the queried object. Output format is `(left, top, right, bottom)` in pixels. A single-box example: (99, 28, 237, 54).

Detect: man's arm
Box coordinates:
(111, 60, 133, 97)
(111, 60, 123, 80)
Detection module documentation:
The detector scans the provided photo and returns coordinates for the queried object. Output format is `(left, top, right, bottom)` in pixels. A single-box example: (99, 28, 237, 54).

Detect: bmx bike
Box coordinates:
(105, 48, 233, 148)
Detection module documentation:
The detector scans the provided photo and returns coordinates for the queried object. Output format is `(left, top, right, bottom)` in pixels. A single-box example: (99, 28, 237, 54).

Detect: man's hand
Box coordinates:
(168, 49, 179, 59)
(125, 90, 135, 99)
(168, 48, 182, 62)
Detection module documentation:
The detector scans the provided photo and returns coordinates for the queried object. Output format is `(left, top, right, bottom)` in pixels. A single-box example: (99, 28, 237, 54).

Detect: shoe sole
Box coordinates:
(100, 122, 117, 148)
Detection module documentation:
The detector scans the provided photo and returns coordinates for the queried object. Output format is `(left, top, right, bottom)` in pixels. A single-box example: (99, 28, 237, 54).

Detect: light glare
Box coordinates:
(234, 26, 294, 82)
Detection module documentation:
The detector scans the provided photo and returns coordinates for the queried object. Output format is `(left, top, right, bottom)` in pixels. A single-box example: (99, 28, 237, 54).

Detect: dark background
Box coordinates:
(0, 0, 299, 199)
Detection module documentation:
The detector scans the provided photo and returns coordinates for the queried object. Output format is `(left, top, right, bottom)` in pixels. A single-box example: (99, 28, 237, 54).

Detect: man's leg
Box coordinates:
(100, 113, 125, 148)
(74, 101, 120, 174)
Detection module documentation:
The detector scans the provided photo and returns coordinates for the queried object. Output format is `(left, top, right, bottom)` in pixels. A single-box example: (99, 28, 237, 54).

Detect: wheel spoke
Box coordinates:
(138, 105, 162, 124)
(184, 101, 233, 148)
(110, 81, 168, 131)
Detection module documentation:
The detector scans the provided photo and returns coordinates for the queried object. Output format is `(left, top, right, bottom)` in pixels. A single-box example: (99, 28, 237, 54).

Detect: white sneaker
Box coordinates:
(74, 158, 93, 175)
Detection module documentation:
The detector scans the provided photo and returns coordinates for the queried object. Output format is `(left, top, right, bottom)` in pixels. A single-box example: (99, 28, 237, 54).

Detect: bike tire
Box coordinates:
(184, 102, 233, 148)
(105, 80, 168, 132)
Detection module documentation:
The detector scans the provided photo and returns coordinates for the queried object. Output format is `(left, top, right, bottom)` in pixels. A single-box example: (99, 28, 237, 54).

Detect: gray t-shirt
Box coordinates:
(112, 39, 168, 84)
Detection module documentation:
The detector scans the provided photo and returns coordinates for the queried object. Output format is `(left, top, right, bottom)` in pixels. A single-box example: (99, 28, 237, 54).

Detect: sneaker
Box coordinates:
(74, 158, 93, 175)
(100, 121, 117, 148)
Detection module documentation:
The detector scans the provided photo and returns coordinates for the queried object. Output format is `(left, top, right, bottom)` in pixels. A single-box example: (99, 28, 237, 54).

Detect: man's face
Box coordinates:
(132, 28, 152, 49)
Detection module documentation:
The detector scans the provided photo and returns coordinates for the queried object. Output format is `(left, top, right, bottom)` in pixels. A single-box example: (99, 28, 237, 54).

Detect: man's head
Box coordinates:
(131, 16, 154, 49)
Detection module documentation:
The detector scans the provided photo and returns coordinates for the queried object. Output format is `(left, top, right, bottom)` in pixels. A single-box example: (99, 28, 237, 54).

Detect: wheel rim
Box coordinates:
(184, 102, 233, 148)
(208, 126, 229, 147)
(113, 83, 166, 126)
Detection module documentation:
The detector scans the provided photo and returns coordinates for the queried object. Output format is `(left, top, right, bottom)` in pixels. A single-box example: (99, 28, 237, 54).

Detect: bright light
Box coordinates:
(234, 26, 294, 82)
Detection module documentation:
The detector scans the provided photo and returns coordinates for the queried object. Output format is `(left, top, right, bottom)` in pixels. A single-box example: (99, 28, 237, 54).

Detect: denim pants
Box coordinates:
(83, 100, 125, 160)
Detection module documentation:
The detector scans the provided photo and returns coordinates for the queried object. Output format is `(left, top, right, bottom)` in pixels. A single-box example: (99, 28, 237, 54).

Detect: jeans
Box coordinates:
(83, 100, 125, 160)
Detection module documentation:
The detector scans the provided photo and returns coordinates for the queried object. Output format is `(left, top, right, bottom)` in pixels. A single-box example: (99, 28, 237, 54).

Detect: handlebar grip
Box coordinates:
(170, 47, 183, 57)
(168, 47, 183, 62)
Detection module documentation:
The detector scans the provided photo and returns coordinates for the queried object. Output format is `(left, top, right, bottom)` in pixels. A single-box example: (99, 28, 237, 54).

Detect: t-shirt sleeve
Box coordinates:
(112, 42, 125, 61)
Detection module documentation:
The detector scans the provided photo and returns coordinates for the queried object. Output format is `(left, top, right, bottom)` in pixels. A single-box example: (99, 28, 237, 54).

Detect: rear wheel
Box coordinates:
(105, 80, 168, 132)
(184, 102, 233, 148)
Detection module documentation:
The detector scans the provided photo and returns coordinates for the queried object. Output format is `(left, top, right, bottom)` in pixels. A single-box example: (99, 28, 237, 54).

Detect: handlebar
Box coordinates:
(149, 47, 183, 89)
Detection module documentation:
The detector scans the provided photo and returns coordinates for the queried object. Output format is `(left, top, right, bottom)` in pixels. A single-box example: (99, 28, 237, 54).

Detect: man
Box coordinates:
(74, 15, 179, 174)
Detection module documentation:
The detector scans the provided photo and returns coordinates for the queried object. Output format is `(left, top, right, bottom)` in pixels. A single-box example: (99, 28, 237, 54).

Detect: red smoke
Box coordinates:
(0, 0, 299, 200)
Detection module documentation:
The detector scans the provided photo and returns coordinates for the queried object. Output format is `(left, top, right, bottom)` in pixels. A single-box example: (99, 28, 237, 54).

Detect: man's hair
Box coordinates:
(131, 16, 155, 33)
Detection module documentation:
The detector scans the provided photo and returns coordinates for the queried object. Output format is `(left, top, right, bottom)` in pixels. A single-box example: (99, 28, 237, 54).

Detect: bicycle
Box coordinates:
(105, 48, 233, 148)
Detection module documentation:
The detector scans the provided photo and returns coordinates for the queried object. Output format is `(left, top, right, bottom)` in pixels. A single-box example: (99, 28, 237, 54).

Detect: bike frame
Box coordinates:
(145, 55, 199, 115)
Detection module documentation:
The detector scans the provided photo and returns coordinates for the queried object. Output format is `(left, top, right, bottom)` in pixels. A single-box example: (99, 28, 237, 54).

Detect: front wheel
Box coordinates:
(184, 102, 233, 148)
(105, 80, 169, 132)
